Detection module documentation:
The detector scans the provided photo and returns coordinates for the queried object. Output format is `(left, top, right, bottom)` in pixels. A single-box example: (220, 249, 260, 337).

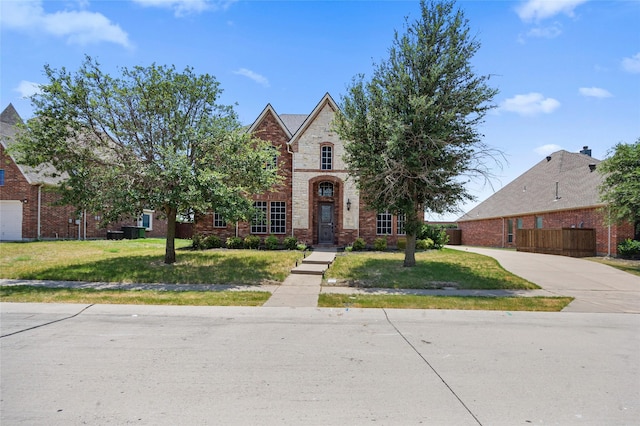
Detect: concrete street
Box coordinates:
(2, 303, 639, 425)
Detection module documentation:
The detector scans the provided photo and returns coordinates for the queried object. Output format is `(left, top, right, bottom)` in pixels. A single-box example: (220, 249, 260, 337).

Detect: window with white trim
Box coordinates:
(321, 145, 332, 170)
(396, 213, 406, 235)
(251, 201, 268, 234)
(138, 209, 153, 230)
(270, 202, 286, 234)
(266, 146, 278, 170)
(377, 211, 392, 235)
(214, 212, 227, 228)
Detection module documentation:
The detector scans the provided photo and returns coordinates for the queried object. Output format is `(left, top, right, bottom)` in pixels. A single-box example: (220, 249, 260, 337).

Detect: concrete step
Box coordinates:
(301, 259, 332, 265)
(290, 264, 327, 275)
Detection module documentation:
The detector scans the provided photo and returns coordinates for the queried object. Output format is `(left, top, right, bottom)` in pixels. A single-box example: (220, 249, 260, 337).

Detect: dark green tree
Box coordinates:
(598, 139, 640, 234)
(13, 56, 280, 264)
(334, 0, 500, 266)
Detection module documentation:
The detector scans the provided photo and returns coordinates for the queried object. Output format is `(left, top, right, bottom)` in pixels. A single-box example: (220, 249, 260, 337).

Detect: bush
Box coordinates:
(244, 235, 261, 249)
(264, 235, 279, 250)
(374, 237, 387, 251)
(283, 236, 298, 250)
(352, 237, 366, 251)
(191, 233, 204, 250)
(203, 235, 222, 249)
(296, 243, 308, 251)
(226, 236, 243, 249)
(397, 237, 406, 250)
(618, 239, 640, 258)
(419, 225, 449, 249)
(416, 238, 434, 250)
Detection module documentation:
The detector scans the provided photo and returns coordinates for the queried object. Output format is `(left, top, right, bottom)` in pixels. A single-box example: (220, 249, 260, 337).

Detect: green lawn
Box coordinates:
(324, 249, 538, 290)
(319, 294, 573, 311)
(586, 257, 640, 277)
(0, 239, 303, 285)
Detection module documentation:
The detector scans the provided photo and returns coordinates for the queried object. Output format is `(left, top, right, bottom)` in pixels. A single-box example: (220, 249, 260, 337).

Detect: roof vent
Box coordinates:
(546, 155, 552, 162)
(589, 163, 596, 172)
(580, 146, 592, 157)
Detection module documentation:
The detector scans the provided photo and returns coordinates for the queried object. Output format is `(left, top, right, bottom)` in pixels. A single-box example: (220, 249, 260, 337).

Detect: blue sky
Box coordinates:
(1, 0, 639, 220)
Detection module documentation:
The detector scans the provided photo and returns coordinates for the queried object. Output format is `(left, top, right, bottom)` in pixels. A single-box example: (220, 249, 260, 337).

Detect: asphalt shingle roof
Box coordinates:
(458, 150, 604, 221)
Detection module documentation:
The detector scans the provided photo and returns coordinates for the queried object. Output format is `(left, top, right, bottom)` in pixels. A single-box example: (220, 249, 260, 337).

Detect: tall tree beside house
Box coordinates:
(12, 56, 280, 264)
(334, 0, 500, 267)
(598, 138, 640, 234)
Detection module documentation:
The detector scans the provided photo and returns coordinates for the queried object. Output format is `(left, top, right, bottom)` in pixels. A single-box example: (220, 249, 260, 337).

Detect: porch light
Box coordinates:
(346, 199, 351, 211)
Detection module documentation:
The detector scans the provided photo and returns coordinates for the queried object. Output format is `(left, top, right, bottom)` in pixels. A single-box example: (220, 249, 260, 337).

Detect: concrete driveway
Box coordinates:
(450, 247, 640, 313)
(1, 303, 639, 425)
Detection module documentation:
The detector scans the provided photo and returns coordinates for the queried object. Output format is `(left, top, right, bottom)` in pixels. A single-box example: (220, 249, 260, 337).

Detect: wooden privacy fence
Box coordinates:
(516, 228, 596, 257)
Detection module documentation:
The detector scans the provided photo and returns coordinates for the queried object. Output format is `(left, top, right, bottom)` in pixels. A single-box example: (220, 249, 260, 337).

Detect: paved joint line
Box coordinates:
(0, 304, 95, 339)
(382, 308, 483, 426)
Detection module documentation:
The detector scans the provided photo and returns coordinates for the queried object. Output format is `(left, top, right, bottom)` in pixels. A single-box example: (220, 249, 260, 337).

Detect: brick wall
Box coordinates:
(458, 207, 635, 256)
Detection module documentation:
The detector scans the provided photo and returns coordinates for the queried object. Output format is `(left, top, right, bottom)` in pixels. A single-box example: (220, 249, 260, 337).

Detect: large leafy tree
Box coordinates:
(334, 0, 500, 267)
(598, 139, 640, 233)
(14, 56, 280, 264)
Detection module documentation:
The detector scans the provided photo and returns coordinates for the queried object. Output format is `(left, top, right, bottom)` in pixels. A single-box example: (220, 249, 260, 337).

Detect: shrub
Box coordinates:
(265, 235, 279, 250)
(618, 239, 640, 258)
(416, 238, 434, 250)
(203, 235, 222, 249)
(397, 237, 406, 250)
(226, 236, 243, 249)
(296, 243, 308, 251)
(374, 237, 387, 251)
(283, 236, 298, 250)
(244, 235, 261, 249)
(344, 246, 353, 252)
(191, 234, 204, 250)
(352, 238, 366, 251)
(419, 225, 449, 249)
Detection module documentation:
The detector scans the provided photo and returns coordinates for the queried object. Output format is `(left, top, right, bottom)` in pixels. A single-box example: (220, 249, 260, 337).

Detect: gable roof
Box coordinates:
(279, 114, 308, 134)
(247, 103, 293, 138)
(0, 104, 65, 186)
(288, 93, 339, 147)
(458, 150, 604, 221)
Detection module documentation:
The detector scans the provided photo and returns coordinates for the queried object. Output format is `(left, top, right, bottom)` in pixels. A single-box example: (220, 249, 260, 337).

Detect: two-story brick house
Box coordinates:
(195, 93, 407, 247)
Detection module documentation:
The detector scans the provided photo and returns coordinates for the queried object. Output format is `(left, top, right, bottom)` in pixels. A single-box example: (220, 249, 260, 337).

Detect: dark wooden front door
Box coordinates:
(318, 203, 334, 244)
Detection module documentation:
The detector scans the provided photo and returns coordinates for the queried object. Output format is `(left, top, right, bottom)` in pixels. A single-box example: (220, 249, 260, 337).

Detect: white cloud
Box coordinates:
(500, 93, 561, 116)
(516, 0, 588, 22)
(526, 22, 563, 39)
(14, 81, 42, 98)
(132, 0, 237, 17)
(0, 0, 131, 48)
(621, 52, 640, 74)
(233, 68, 270, 88)
(579, 87, 612, 98)
(535, 144, 563, 156)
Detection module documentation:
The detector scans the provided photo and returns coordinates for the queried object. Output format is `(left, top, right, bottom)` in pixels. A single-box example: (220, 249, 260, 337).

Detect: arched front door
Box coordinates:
(318, 203, 334, 244)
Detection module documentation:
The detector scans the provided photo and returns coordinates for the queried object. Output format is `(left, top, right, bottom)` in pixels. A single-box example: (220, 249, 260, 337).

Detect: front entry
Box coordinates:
(318, 203, 334, 244)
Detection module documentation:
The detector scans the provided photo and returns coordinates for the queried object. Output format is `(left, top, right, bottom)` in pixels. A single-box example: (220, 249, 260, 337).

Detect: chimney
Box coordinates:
(580, 146, 592, 157)
(589, 163, 596, 172)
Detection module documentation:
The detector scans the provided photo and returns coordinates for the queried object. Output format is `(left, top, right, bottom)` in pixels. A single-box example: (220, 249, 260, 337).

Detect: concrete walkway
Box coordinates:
(262, 248, 336, 308)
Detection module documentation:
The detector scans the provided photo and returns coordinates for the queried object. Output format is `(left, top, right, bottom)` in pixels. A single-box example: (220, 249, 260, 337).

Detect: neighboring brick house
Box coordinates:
(457, 147, 636, 256)
(195, 93, 408, 247)
(0, 104, 167, 241)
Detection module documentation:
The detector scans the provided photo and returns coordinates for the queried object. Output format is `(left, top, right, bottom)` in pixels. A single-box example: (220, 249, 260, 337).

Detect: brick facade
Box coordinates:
(458, 207, 634, 256)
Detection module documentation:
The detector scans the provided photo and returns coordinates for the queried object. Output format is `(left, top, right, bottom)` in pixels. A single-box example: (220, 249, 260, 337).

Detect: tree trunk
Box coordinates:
(164, 206, 177, 264)
(403, 232, 417, 267)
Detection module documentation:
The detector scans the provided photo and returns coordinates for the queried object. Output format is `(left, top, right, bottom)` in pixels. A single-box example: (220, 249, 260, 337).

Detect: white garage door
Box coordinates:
(0, 201, 23, 241)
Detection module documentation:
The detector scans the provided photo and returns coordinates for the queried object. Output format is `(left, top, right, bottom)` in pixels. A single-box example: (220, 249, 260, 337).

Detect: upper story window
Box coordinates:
(321, 145, 332, 170)
(318, 181, 334, 197)
(0, 169, 4, 186)
(266, 146, 278, 170)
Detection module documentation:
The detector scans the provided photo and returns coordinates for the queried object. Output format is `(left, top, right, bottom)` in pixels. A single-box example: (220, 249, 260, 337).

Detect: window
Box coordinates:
(214, 212, 227, 228)
(138, 209, 153, 230)
(517, 218, 523, 229)
(507, 219, 513, 243)
(377, 211, 392, 235)
(266, 146, 278, 170)
(251, 201, 268, 234)
(535, 216, 543, 229)
(397, 213, 406, 235)
(0, 169, 4, 186)
(270, 202, 286, 234)
(321, 145, 332, 170)
(318, 181, 334, 197)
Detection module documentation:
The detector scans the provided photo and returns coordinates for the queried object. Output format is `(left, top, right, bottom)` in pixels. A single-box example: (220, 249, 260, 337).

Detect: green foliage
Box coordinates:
(352, 238, 367, 251)
(397, 238, 407, 250)
(374, 237, 388, 251)
(419, 225, 449, 249)
(264, 235, 279, 250)
(598, 139, 640, 228)
(226, 236, 243, 249)
(333, 0, 499, 267)
(283, 236, 299, 250)
(243, 235, 261, 249)
(11, 56, 281, 264)
(416, 238, 434, 250)
(618, 239, 640, 258)
(192, 234, 222, 250)
(296, 243, 308, 251)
